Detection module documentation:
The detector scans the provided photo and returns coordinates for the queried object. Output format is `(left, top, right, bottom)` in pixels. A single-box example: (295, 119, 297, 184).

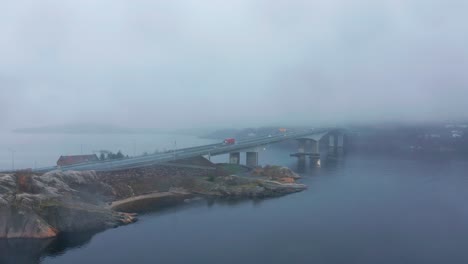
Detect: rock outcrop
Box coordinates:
(0, 160, 306, 239)
(252, 165, 301, 183)
(191, 174, 306, 198)
(0, 171, 136, 239)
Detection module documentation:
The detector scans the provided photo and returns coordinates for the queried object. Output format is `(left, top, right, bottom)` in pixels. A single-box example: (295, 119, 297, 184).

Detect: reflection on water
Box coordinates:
(4, 149, 468, 264)
(43, 232, 97, 258)
(0, 238, 54, 264)
(0, 232, 96, 264)
(27, 154, 345, 263)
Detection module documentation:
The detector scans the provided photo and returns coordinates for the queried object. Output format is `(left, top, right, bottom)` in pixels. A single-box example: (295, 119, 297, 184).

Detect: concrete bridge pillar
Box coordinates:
(329, 135, 336, 153)
(246, 152, 259, 167)
(311, 140, 320, 154)
(337, 134, 344, 155)
(310, 140, 321, 167)
(296, 139, 306, 162)
(298, 139, 306, 153)
(229, 152, 240, 165)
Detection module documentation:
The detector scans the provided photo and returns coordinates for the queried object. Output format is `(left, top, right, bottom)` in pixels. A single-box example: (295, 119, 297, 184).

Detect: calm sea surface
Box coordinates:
(2, 133, 468, 264)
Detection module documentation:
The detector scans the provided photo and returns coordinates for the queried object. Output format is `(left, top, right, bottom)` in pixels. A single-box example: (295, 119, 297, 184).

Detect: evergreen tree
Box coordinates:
(107, 152, 115, 160)
(116, 150, 124, 159)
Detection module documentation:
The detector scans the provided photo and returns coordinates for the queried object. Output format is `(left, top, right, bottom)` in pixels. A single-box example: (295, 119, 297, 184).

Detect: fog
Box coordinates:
(1, 0, 468, 131)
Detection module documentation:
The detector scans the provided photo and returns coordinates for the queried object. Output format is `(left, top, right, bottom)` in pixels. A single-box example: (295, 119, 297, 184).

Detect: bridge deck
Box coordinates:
(27, 128, 338, 173)
(290, 152, 321, 158)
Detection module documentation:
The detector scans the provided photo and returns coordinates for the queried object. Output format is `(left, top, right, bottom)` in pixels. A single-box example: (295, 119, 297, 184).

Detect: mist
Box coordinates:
(1, 0, 468, 130)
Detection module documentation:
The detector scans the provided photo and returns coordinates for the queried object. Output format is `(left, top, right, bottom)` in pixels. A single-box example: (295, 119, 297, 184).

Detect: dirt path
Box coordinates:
(110, 190, 191, 211)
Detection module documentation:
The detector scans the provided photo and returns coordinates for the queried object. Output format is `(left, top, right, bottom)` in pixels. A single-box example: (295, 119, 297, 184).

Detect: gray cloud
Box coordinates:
(1, 0, 468, 130)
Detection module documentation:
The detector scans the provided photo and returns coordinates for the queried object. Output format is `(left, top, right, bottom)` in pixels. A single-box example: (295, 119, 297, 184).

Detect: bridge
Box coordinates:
(32, 128, 345, 173)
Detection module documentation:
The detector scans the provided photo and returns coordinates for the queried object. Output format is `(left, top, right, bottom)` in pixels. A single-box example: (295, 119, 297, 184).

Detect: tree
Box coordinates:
(116, 150, 124, 159)
(107, 152, 116, 160)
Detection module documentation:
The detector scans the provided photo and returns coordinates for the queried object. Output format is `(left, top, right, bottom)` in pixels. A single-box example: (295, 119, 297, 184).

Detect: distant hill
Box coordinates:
(13, 124, 164, 134)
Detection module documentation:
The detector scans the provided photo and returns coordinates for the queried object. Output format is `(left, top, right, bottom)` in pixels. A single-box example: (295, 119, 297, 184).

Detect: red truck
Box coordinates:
(223, 138, 236, 145)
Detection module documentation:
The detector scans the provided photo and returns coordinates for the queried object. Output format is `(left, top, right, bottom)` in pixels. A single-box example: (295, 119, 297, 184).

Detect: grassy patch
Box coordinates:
(204, 175, 216, 182)
(37, 199, 63, 209)
(219, 164, 247, 175)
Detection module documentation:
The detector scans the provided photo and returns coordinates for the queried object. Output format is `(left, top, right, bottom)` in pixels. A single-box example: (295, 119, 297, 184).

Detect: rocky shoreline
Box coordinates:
(0, 159, 306, 239)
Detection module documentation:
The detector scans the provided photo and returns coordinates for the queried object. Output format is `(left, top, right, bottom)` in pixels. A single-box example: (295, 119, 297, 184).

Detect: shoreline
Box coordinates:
(110, 190, 193, 213)
(0, 160, 306, 239)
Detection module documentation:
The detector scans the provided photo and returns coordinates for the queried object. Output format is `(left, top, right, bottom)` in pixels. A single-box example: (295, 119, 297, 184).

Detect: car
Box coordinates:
(223, 138, 236, 145)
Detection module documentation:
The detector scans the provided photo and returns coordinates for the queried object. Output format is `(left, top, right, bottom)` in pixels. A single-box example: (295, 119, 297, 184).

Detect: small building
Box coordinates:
(57, 154, 99, 166)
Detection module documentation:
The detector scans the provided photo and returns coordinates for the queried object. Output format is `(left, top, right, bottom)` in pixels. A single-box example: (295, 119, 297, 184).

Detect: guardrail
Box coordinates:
(29, 128, 334, 173)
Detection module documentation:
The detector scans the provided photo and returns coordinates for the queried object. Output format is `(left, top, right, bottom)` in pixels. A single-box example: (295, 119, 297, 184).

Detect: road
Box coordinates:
(31, 128, 332, 173)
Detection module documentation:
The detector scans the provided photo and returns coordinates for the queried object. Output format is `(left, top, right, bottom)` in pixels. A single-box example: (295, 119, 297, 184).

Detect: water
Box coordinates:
(3, 137, 468, 264)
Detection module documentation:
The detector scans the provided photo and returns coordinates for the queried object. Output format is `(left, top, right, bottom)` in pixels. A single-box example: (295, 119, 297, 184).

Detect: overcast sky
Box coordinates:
(1, 0, 468, 130)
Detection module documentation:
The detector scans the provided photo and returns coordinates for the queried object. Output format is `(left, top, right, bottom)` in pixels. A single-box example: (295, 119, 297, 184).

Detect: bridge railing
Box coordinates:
(31, 128, 336, 173)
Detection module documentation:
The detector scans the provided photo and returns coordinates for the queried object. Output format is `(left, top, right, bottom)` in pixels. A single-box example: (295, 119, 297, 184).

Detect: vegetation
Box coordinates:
(98, 150, 126, 160)
(219, 164, 249, 175)
(205, 175, 216, 182)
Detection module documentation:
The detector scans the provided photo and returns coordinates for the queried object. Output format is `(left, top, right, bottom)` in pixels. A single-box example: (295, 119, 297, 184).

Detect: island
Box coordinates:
(0, 157, 306, 239)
